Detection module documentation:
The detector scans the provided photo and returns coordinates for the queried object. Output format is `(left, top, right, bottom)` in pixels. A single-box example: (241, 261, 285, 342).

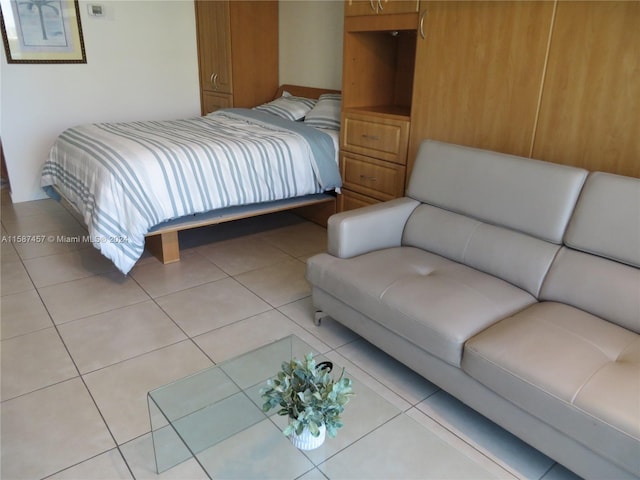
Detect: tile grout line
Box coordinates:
(30, 280, 137, 480)
(0, 197, 138, 477)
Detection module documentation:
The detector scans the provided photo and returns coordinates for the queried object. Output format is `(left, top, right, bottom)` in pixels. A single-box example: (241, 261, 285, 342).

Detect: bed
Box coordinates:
(41, 85, 342, 275)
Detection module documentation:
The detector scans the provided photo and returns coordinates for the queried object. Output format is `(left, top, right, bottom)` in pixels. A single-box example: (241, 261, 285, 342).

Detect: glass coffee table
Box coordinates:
(148, 335, 499, 479)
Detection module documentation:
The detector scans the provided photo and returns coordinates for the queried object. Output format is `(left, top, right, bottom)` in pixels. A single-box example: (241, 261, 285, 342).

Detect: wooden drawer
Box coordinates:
(340, 152, 406, 201)
(341, 111, 410, 164)
(338, 189, 380, 212)
(202, 92, 232, 115)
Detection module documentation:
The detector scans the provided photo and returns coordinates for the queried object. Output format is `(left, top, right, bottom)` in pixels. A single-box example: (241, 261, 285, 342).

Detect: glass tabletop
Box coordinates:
(147, 335, 323, 474)
(148, 335, 499, 479)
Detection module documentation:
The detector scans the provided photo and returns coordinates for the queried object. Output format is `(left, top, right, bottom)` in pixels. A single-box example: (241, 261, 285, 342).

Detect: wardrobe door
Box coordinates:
(408, 1, 554, 175)
(345, 0, 379, 16)
(228, 1, 278, 108)
(532, 1, 640, 177)
(378, 0, 420, 15)
(195, 0, 232, 97)
(345, 0, 419, 16)
(195, 0, 277, 114)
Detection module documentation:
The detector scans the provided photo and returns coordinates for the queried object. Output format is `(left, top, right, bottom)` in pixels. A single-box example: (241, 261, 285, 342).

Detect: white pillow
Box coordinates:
(253, 91, 316, 121)
(304, 93, 342, 130)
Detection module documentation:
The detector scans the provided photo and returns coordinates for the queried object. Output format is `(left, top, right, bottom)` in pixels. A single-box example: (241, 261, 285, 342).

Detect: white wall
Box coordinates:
(279, 0, 343, 90)
(1, 0, 200, 202)
(1, 0, 344, 203)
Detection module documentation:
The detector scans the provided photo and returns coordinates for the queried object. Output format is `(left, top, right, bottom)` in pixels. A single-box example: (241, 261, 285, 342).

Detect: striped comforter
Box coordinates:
(41, 109, 341, 274)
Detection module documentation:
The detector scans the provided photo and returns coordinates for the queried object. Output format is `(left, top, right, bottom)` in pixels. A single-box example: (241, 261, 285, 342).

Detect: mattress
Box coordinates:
(41, 108, 341, 274)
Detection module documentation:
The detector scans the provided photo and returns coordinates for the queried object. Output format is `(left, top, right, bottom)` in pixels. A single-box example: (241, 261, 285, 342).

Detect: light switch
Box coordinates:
(87, 4, 104, 16)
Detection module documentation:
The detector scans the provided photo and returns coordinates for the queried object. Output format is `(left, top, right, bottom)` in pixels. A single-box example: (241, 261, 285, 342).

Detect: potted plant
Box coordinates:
(260, 353, 354, 450)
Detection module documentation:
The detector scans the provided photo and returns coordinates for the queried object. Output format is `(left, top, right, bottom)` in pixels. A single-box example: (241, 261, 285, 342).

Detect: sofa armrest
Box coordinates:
(328, 197, 420, 258)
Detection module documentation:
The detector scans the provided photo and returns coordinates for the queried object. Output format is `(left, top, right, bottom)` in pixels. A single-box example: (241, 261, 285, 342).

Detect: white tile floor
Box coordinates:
(0, 188, 583, 480)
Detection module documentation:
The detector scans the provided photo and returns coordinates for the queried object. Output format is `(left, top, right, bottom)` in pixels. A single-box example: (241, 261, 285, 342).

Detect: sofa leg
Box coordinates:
(314, 310, 326, 326)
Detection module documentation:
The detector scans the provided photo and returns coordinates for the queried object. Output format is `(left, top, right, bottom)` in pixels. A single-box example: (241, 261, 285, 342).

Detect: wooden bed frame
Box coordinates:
(144, 84, 341, 265)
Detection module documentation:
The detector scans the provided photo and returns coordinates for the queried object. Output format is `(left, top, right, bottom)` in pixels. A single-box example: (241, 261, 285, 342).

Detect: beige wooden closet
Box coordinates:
(339, 0, 639, 210)
(195, 0, 279, 115)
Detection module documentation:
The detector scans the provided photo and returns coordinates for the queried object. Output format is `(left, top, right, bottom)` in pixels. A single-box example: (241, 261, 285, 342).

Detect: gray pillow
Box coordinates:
(253, 91, 317, 121)
(304, 93, 342, 130)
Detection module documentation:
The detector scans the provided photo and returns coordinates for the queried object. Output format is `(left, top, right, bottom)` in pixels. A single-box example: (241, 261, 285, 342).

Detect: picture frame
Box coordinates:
(0, 0, 86, 64)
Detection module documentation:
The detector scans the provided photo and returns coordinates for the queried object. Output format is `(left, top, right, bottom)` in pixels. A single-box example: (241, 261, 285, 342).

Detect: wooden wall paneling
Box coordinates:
(532, 1, 640, 177)
(407, 1, 555, 174)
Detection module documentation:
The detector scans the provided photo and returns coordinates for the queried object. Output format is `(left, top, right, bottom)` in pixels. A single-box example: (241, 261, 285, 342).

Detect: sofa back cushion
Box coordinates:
(404, 140, 588, 296)
(541, 172, 640, 333)
(564, 172, 640, 267)
(406, 140, 588, 243)
(541, 249, 639, 333)
(403, 205, 560, 297)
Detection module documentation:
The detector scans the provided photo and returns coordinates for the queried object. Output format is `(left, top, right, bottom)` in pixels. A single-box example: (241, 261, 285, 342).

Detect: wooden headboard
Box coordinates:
(273, 84, 341, 100)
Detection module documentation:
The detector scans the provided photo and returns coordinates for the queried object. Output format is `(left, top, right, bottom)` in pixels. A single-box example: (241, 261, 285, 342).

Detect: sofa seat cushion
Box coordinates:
(306, 247, 536, 366)
(462, 302, 640, 475)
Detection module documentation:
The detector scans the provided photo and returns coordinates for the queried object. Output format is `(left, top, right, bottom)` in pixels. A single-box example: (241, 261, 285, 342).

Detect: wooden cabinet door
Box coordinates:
(408, 1, 554, 175)
(378, 0, 420, 15)
(228, 1, 279, 108)
(345, 0, 378, 16)
(195, 0, 232, 96)
(532, 1, 640, 177)
(346, 0, 419, 16)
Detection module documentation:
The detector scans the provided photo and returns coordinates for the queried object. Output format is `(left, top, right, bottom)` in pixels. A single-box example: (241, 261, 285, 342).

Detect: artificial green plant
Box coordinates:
(260, 353, 354, 438)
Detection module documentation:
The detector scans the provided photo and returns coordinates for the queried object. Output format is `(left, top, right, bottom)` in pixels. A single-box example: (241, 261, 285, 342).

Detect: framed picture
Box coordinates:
(0, 0, 86, 63)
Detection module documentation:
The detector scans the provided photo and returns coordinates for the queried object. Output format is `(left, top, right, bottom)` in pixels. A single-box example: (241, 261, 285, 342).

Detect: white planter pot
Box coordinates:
(289, 423, 326, 450)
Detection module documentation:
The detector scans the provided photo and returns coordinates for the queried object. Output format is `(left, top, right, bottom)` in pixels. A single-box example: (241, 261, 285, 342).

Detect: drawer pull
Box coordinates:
(360, 175, 377, 182)
(361, 134, 380, 141)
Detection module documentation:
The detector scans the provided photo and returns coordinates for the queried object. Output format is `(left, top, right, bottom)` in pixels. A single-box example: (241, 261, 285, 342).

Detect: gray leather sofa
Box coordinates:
(306, 140, 639, 479)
